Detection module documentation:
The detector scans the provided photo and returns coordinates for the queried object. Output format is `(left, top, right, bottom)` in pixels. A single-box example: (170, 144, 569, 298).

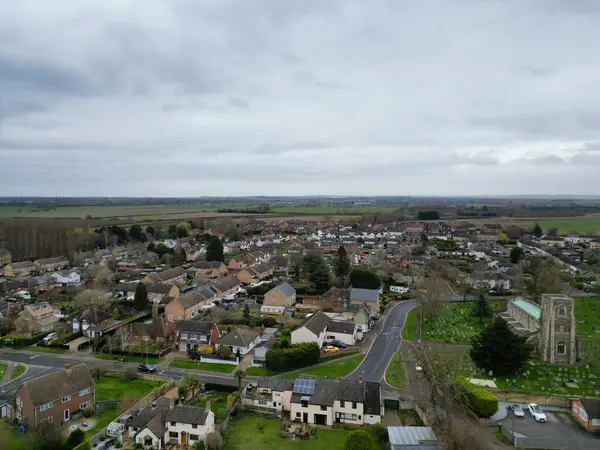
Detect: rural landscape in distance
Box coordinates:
(2, 1, 600, 450)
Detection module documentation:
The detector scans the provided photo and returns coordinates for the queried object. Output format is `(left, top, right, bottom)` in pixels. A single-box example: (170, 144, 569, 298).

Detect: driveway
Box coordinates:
(345, 300, 416, 383)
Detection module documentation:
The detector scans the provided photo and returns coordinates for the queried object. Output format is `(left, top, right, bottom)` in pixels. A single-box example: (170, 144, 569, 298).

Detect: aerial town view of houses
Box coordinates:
(1, 196, 600, 450)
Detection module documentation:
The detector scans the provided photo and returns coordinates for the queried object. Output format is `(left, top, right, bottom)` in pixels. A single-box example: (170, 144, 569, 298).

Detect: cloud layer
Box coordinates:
(1, 0, 600, 196)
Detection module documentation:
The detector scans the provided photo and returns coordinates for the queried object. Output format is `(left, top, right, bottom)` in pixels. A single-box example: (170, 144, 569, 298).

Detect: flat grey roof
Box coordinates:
(388, 426, 437, 445)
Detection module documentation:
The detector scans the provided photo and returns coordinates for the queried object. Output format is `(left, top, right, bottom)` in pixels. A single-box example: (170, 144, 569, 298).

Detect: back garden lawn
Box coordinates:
(94, 376, 161, 401)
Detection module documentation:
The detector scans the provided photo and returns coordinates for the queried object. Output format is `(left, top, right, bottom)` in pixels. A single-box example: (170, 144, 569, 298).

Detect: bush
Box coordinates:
(344, 430, 374, 450)
(123, 367, 139, 381)
(367, 423, 388, 444)
(205, 431, 224, 450)
(459, 379, 499, 418)
(83, 406, 94, 418)
(217, 346, 232, 359)
(72, 440, 91, 450)
(199, 346, 213, 355)
(266, 342, 320, 372)
(67, 428, 86, 449)
(261, 317, 278, 328)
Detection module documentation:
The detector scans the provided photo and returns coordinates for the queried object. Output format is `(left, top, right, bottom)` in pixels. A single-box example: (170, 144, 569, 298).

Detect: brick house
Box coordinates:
(210, 276, 240, 299)
(165, 293, 211, 322)
(15, 302, 60, 334)
(261, 282, 296, 315)
(3, 261, 36, 278)
(235, 264, 273, 285)
(176, 320, 220, 352)
(227, 255, 247, 270)
(132, 317, 176, 345)
(116, 282, 180, 303)
(571, 398, 600, 432)
(142, 266, 187, 286)
(14, 364, 95, 426)
(193, 261, 228, 278)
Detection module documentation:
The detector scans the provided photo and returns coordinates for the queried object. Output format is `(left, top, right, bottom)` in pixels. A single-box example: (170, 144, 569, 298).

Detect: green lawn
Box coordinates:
(11, 364, 26, 380)
(225, 414, 380, 450)
(402, 306, 419, 341)
(96, 353, 159, 364)
(169, 360, 236, 372)
(29, 346, 68, 354)
(385, 353, 407, 388)
(245, 367, 275, 377)
(456, 216, 600, 235)
(0, 363, 7, 380)
(575, 297, 600, 340)
(422, 301, 502, 344)
(281, 355, 365, 380)
(94, 376, 161, 401)
(85, 408, 119, 437)
(193, 393, 230, 420)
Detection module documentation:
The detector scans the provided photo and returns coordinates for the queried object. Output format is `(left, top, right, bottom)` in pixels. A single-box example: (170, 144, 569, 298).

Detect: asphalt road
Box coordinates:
(346, 300, 416, 382)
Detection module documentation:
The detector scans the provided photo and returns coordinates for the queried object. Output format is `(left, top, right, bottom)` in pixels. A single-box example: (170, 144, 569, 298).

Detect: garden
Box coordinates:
(422, 301, 502, 344)
(94, 375, 161, 401)
(193, 392, 231, 421)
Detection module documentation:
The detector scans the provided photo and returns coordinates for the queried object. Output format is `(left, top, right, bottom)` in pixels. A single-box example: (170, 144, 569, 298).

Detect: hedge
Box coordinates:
(459, 379, 499, 418)
(0, 331, 51, 348)
(266, 342, 320, 372)
(73, 440, 91, 450)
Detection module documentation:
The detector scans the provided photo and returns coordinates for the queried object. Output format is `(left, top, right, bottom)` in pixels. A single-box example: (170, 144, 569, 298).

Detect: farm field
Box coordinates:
(270, 205, 401, 215)
(456, 216, 600, 235)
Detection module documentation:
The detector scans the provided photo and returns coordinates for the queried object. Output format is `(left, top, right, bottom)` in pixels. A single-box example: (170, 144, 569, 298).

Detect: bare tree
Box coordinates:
(439, 417, 496, 450)
(90, 265, 114, 288)
(421, 276, 443, 322)
(118, 326, 134, 354)
(75, 290, 110, 311)
(105, 333, 122, 355)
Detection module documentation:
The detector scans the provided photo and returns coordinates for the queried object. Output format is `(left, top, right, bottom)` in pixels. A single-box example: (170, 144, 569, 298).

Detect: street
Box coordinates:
(346, 300, 416, 382)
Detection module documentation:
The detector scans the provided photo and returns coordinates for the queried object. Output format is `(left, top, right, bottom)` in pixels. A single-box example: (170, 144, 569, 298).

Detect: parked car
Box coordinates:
(509, 404, 525, 418)
(137, 364, 157, 373)
(527, 403, 547, 422)
(43, 333, 57, 344)
(324, 345, 340, 353)
(329, 340, 347, 349)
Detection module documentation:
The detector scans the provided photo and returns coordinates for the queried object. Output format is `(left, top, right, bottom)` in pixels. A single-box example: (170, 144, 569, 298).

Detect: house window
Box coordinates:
(41, 416, 53, 424)
(171, 422, 176, 426)
(192, 424, 198, 429)
(62, 396, 71, 403)
(559, 325, 565, 332)
(258, 400, 268, 406)
(352, 402, 357, 409)
(340, 401, 345, 408)
(301, 400, 308, 408)
(40, 402, 53, 411)
(190, 434, 199, 441)
(80, 401, 90, 409)
(79, 388, 90, 396)
(296, 412, 301, 418)
(168, 315, 174, 321)
(169, 432, 178, 438)
(320, 406, 327, 411)
(557, 341, 566, 355)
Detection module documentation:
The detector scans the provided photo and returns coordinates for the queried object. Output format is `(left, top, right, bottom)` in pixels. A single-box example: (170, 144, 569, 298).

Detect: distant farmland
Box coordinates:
(458, 216, 600, 235)
(270, 205, 401, 215)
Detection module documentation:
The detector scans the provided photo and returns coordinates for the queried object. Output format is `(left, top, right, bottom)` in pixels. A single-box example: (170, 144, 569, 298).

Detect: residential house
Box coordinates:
(128, 397, 172, 444)
(0, 299, 22, 319)
(227, 255, 247, 270)
(242, 377, 294, 413)
(72, 308, 123, 339)
(342, 303, 373, 333)
(165, 293, 210, 322)
(289, 377, 382, 426)
(142, 266, 187, 286)
(215, 327, 260, 356)
(272, 255, 290, 274)
(235, 264, 273, 285)
(261, 282, 296, 314)
(3, 261, 36, 278)
(0, 248, 11, 266)
(35, 256, 69, 274)
(116, 282, 180, 303)
(350, 288, 380, 313)
(14, 364, 95, 426)
(51, 270, 81, 286)
(132, 317, 176, 345)
(0, 278, 21, 296)
(571, 397, 600, 433)
(291, 311, 358, 346)
(210, 276, 240, 299)
(387, 426, 441, 449)
(21, 275, 50, 294)
(193, 261, 228, 278)
(15, 302, 60, 334)
(319, 287, 351, 310)
(175, 320, 220, 352)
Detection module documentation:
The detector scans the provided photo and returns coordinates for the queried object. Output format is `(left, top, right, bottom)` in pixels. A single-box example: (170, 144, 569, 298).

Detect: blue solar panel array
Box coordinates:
(293, 378, 316, 395)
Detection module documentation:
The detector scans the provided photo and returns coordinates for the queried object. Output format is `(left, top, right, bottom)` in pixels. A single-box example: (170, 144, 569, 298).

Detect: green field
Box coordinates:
(94, 376, 161, 401)
(169, 360, 236, 372)
(280, 354, 365, 379)
(224, 414, 380, 450)
(402, 307, 419, 341)
(271, 205, 400, 215)
(459, 216, 600, 235)
(385, 353, 408, 388)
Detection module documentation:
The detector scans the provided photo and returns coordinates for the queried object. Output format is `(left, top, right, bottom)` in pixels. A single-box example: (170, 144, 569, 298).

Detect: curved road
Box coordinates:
(346, 300, 416, 382)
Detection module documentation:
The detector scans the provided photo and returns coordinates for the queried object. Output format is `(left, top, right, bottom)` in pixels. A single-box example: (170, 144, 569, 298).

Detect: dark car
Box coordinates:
(137, 364, 157, 373)
(329, 340, 347, 349)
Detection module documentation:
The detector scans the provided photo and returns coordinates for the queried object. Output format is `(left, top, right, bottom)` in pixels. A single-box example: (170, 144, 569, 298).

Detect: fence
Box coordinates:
(201, 354, 239, 365)
(500, 426, 600, 449)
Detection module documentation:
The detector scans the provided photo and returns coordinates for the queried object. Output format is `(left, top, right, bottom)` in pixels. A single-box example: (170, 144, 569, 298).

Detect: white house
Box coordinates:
(242, 377, 294, 413)
(215, 327, 261, 356)
(51, 270, 81, 286)
(324, 321, 359, 346)
(292, 311, 358, 346)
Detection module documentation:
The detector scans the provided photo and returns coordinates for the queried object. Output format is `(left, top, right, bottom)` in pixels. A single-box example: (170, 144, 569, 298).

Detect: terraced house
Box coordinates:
(35, 256, 69, 274)
(142, 266, 187, 285)
(3, 260, 36, 278)
(14, 364, 95, 426)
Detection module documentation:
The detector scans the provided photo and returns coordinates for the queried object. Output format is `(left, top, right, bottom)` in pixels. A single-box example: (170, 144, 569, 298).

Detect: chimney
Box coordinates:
(205, 400, 211, 415)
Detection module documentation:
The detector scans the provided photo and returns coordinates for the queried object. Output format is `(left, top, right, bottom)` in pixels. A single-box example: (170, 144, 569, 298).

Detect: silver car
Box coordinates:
(509, 403, 525, 418)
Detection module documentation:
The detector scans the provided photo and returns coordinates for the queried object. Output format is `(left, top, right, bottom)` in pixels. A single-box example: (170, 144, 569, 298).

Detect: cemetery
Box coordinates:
(422, 301, 502, 344)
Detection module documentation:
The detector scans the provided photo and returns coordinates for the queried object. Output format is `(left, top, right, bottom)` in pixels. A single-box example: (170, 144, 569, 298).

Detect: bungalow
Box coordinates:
(215, 327, 260, 356)
(291, 311, 358, 346)
(73, 308, 123, 339)
(142, 266, 187, 286)
(350, 288, 380, 313)
(3, 261, 36, 278)
(35, 256, 69, 274)
(193, 261, 228, 278)
(261, 282, 296, 315)
(176, 320, 220, 352)
(571, 397, 600, 433)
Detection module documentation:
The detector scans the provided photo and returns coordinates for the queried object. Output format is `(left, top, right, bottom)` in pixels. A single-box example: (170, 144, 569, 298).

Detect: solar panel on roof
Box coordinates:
(293, 378, 316, 395)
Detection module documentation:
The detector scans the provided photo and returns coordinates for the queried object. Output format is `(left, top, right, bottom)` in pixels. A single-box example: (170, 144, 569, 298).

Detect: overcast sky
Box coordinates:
(1, 0, 600, 197)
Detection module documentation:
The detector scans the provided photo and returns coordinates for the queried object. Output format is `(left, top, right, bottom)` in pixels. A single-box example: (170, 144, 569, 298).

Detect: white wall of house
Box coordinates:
(324, 326, 358, 346)
(260, 305, 285, 315)
(291, 327, 326, 347)
(334, 400, 364, 425)
(135, 428, 162, 449)
(290, 402, 333, 426)
(166, 414, 215, 445)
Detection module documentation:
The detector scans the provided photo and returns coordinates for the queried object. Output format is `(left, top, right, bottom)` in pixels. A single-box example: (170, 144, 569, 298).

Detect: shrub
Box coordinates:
(67, 428, 86, 449)
(198, 346, 213, 355)
(344, 430, 374, 450)
(205, 431, 223, 450)
(367, 423, 388, 444)
(266, 342, 320, 372)
(72, 440, 91, 450)
(261, 317, 278, 328)
(458, 379, 499, 418)
(83, 406, 94, 418)
(122, 367, 139, 381)
(217, 346, 232, 359)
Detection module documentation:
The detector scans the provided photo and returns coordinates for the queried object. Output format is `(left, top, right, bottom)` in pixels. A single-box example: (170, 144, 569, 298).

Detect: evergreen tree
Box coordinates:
(146, 225, 155, 236)
(128, 224, 143, 241)
(66, 428, 85, 449)
(472, 294, 492, 321)
(470, 318, 531, 376)
(206, 236, 224, 261)
(349, 267, 381, 290)
(509, 246, 524, 264)
(532, 223, 543, 237)
(243, 303, 250, 319)
(344, 430, 374, 450)
(134, 282, 149, 310)
(333, 246, 351, 281)
(302, 253, 330, 293)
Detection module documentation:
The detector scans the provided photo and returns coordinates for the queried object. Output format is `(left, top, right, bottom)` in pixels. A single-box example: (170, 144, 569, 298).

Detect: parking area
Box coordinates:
(498, 405, 590, 440)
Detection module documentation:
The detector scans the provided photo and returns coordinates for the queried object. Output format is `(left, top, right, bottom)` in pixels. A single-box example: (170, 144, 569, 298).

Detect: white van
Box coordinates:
(15, 291, 32, 300)
(43, 333, 57, 344)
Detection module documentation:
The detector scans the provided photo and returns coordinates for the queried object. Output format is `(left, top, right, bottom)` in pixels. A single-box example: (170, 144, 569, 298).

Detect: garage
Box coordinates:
(314, 414, 328, 426)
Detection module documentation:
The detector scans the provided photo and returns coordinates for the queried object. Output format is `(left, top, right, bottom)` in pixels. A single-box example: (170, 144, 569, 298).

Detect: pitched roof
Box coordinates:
(36, 256, 68, 265)
(165, 406, 209, 425)
(216, 327, 259, 347)
(145, 410, 167, 438)
(129, 397, 172, 430)
(387, 427, 437, 446)
(147, 266, 185, 282)
(326, 321, 356, 335)
(580, 397, 600, 418)
(79, 308, 112, 324)
(273, 282, 295, 297)
(256, 377, 294, 392)
(298, 311, 331, 336)
(364, 381, 381, 415)
(194, 261, 224, 269)
(10, 261, 36, 269)
(175, 292, 210, 309)
(176, 320, 214, 334)
(132, 317, 175, 339)
(212, 276, 239, 293)
(20, 364, 94, 407)
(350, 288, 379, 303)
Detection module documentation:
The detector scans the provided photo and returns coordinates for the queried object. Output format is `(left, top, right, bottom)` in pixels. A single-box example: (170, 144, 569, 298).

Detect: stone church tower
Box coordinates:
(540, 294, 576, 364)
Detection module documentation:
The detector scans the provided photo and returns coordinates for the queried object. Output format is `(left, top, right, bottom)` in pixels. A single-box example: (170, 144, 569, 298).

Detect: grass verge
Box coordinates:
(402, 307, 419, 341)
(169, 360, 236, 373)
(85, 408, 119, 437)
(244, 367, 275, 377)
(385, 353, 407, 388)
(29, 346, 67, 354)
(96, 353, 159, 364)
(11, 364, 26, 380)
(281, 354, 365, 380)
